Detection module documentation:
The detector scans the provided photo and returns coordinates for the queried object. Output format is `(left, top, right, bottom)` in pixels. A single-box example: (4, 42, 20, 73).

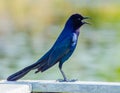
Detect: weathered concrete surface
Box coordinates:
(1, 80, 120, 93)
(0, 81, 31, 93)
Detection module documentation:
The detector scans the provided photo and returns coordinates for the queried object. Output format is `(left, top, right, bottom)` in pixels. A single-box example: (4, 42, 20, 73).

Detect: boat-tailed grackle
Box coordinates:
(7, 13, 89, 82)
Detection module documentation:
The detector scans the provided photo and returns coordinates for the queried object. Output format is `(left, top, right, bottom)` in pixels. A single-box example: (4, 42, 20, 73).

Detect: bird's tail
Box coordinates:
(7, 50, 53, 81)
(7, 62, 41, 81)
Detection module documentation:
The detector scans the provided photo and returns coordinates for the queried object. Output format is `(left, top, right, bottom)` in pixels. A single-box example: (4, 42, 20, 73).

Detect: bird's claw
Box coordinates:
(57, 79, 77, 82)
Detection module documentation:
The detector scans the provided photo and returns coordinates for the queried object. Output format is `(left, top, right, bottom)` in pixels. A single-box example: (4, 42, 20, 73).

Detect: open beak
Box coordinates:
(82, 17, 91, 25)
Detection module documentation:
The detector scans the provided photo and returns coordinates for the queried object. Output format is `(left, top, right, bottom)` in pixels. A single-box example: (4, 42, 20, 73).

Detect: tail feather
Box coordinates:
(35, 61, 58, 73)
(7, 59, 46, 81)
(7, 50, 56, 81)
(7, 66, 31, 81)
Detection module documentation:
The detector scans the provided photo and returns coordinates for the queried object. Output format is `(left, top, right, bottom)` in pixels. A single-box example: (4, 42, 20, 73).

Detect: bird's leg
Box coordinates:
(57, 62, 77, 82)
(59, 68, 67, 81)
(57, 62, 68, 82)
(58, 68, 77, 82)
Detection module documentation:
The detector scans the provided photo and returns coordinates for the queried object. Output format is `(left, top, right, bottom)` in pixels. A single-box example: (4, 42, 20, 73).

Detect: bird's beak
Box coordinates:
(82, 17, 91, 25)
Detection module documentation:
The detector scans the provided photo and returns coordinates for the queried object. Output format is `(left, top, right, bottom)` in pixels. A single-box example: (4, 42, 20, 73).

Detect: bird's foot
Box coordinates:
(57, 79, 77, 82)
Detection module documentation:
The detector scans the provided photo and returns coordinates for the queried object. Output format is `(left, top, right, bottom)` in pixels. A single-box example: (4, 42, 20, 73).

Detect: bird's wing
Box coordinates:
(37, 33, 78, 72)
(48, 36, 72, 66)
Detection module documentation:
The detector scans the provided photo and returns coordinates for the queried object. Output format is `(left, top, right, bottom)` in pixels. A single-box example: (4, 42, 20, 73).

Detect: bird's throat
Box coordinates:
(76, 28, 80, 32)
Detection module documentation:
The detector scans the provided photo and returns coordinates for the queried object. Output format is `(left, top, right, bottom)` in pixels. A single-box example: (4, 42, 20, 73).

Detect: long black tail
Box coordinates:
(7, 55, 49, 81)
(7, 50, 55, 81)
(7, 63, 38, 81)
(7, 67, 31, 81)
(7, 50, 51, 81)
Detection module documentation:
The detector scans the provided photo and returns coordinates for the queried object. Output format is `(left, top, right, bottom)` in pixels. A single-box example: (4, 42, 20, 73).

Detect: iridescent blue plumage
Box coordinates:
(7, 14, 88, 81)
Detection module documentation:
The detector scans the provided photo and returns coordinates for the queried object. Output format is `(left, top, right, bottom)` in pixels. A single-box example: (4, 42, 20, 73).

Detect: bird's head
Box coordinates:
(66, 14, 89, 30)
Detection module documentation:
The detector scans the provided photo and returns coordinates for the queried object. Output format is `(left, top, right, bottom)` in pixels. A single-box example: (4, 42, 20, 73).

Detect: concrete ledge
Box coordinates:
(0, 82, 31, 93)
(1, 80, 120, 93)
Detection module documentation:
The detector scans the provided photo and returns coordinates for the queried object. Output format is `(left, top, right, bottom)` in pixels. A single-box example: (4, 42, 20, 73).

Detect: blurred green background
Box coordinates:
(0, 0, 120, 82)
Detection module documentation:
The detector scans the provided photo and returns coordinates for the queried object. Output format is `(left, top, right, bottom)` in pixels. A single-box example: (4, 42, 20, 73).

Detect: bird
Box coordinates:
(7, 13, 89, 81)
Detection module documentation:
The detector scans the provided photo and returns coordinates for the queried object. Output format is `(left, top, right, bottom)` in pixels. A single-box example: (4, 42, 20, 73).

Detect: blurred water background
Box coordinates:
(0, 0, 120, 81)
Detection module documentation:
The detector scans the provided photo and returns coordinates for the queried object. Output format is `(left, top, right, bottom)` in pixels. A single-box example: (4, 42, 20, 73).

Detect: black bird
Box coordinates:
(7, 14, 89, 81)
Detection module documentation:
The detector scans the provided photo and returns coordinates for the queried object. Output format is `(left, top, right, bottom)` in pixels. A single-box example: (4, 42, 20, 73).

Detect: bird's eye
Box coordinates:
(77, 18, 81, 21)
